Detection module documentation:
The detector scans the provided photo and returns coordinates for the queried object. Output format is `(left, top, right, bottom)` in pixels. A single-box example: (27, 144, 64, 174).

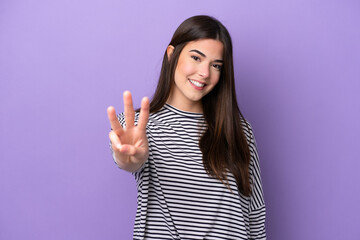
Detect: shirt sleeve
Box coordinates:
(247, 122, 267, 239)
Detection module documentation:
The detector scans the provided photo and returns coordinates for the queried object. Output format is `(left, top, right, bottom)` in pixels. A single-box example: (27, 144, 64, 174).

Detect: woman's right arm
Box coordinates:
(107, 91, 150, 172)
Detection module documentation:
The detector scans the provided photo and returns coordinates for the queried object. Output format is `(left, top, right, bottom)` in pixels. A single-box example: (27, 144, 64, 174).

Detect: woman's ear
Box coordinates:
(166, 45, 175, 61)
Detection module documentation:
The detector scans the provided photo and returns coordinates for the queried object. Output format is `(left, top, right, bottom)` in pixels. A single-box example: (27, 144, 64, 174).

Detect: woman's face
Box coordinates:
(167, 39, 224, 113)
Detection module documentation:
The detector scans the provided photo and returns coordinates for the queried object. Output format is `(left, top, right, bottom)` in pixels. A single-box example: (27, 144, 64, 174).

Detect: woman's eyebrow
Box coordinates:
(190, 49, 206, 57)
(189, 49, 223, 63)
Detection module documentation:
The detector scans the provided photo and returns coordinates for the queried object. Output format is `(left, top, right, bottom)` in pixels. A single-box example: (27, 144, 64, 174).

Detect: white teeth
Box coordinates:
(189, 79, 205, 87)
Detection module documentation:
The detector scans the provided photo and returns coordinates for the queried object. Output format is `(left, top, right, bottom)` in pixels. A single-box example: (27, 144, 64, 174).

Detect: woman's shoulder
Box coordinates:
(240, 118, 255, 144)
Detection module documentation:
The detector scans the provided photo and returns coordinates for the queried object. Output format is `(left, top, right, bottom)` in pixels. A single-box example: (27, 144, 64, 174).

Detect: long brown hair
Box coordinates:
(149, 15, 252, 196)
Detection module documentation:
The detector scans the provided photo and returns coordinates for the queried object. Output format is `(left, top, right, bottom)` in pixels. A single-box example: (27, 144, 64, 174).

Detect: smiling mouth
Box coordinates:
(189, 79, 206, 88)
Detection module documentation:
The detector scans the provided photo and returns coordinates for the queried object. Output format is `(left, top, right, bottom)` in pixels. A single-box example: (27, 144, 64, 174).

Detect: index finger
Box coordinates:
(137, 97, 150, 131)
(107, 106, 123, 133)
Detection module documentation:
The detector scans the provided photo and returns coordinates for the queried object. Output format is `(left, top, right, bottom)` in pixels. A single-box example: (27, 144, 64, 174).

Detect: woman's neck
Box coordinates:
(166, 97, 203, 113)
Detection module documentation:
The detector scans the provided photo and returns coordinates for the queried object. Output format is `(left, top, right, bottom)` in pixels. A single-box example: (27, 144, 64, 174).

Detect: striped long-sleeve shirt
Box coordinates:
(114, 104, 266, 239)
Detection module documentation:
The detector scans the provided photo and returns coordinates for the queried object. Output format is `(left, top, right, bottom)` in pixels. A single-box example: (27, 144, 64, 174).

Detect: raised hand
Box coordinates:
(107, 91, 150, 172)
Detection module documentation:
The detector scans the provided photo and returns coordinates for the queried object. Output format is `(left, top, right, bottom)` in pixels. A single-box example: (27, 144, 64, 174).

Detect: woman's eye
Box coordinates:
(191, 56, 200, 61)
(213, 64, 222, 70)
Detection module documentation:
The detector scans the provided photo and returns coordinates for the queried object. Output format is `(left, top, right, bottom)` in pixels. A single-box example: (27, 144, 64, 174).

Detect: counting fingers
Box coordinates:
(107, 106, 124, 135)
(137, 97, 150, 131)
(123, 91, 135, 129)
(109, 131, 122, 150)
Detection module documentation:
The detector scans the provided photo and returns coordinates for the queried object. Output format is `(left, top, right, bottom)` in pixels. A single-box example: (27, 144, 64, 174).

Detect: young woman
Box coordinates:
(107, 15, 266, 239)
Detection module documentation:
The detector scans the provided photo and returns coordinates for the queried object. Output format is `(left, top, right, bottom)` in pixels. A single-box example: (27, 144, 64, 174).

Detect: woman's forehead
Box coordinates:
(183, 39, 224, 60)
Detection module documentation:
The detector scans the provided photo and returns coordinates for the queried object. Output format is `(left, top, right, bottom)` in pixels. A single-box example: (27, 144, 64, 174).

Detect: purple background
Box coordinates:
(1, 0, 359, 239)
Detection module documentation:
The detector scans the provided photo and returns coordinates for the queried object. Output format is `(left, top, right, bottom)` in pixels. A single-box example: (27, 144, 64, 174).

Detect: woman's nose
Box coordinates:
(198, 64, 210, 78)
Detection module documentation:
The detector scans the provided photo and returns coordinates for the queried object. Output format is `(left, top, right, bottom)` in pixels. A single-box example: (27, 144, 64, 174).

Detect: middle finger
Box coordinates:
(123, 91, 135, 129)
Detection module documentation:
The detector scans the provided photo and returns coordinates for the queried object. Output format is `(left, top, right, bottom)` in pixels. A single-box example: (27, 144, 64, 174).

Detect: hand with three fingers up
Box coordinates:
(107, 91, 150, 172)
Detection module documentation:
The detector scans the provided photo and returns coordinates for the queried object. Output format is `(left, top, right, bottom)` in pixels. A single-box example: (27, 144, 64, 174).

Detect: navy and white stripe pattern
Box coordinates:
(114, 104, 266, 239)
